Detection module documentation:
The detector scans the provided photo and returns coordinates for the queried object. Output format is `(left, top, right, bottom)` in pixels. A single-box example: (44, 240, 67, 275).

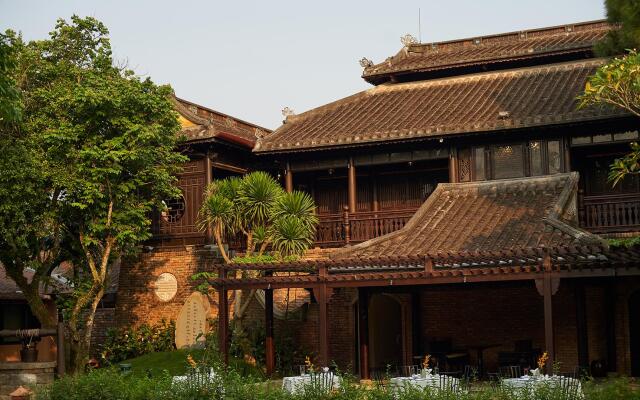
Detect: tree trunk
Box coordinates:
(214, 226, 231, 263)
(245, 231, 254, 257)
(22, 283, 56, 328)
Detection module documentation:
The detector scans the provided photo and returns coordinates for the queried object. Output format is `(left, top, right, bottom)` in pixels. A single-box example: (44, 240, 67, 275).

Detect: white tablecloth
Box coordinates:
(389, 374, 459, 393)
(282, 373, 341, 394)
(502, 376, 583, 398)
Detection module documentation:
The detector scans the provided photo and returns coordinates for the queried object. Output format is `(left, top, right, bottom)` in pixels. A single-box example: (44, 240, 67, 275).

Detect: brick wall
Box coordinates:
(115, 245, 222, 329)
(90, 307, 116, 357)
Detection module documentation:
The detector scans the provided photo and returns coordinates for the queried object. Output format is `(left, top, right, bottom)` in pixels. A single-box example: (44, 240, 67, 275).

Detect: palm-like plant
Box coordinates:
(271, 191, 318, 230)
(197, 188, 234, 263)
(271, 215, 315, 257)
(238, 171, 284, 255)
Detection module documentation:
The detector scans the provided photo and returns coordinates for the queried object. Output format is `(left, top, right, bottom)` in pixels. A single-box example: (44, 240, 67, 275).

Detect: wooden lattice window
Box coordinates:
(161, 194, 186, 223)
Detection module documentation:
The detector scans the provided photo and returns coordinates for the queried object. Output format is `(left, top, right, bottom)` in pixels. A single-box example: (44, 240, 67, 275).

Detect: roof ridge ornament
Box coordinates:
(401, 33, 418, 47)
(359, 57, 374, 68)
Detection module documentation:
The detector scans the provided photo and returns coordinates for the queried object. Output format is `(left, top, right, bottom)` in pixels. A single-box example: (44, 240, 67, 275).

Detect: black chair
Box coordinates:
(487, 372, 501, 392)
(439, 374, 459, 393)
(399, 365, 418, 377)
(559, 376, 580, 400)
(370, 368, 387, 387)
(310, 372, 334, 393)
(499, 365, 522, 378)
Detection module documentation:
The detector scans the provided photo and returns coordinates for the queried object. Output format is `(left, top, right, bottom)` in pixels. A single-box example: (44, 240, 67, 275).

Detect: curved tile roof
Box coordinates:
(255, 59, 625, 153)
(362, 20, 610, 83)
(331, 173, 605, 259)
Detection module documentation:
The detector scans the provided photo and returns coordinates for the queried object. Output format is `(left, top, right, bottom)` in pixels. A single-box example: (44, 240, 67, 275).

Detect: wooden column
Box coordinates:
(205, 154, 213, 244)
(575, 282, 589, 369)
(218, 267, 229, 366)
(605, 281, 617, 372)
(542, 254, 555, 372)
(358, 288, 370, 379)
(56, 321, 65, 376)
(317, 265, 330, 367)
(265, 275, 275, 375)
(448, 148, 458, 183)
(411, 291, 421, 361)
(348, 157, 356, 213)
(285, 162, 293, 193)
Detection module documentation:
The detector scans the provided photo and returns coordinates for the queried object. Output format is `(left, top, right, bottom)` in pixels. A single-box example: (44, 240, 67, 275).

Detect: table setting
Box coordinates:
(501, 370, 583, 399)
(282, 365, 341, 394)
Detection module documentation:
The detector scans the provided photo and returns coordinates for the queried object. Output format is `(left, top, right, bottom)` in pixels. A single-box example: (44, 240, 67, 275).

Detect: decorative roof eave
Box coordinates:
(362, 46, 594, 82)
(206, 245, 640, 290)
(253, 114, 629, 154)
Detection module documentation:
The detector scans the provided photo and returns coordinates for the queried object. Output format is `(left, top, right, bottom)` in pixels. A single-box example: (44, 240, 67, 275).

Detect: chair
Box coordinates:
(399, 365, 418, 376)
(439, 374, 458, 393)
(560, 366, 581, 379)
(487, 372, 501, 392)
(370, 368, 386, 387)
(310, 372, 334, 393)
(499, 365, 522, 378)
(559, 376, 580, 400)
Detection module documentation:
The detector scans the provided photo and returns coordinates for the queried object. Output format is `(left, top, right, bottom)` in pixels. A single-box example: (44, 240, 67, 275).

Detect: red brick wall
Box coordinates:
(115, 246, 223, 329)
(91, 307, 116, 357)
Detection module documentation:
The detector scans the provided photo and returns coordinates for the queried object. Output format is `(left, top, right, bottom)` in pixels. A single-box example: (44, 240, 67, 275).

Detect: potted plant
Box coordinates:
(19, 332, 40, 362)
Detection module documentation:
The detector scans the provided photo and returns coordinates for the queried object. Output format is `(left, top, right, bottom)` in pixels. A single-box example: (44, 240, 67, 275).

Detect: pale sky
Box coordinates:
(1, 0, 606, 130)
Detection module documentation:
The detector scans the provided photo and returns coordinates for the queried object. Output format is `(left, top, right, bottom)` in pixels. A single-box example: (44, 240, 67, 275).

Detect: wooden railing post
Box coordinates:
(342, 206, 351, 245)
(56, 321, 65, 376)
(218, 266, 229, 366)
(577, 189, 585, 228)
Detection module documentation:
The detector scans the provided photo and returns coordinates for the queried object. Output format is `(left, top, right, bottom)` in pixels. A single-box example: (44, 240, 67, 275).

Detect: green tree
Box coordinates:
(579, 50, 640, 186)
(198, 172, 318, 261)
(0, 31, 21, 124)
(0, 16, 187, 370)
(596, 0, 640, 56)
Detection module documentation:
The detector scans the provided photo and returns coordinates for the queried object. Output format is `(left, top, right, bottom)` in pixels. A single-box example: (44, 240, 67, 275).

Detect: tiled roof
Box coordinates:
(0, 264, 73, 300)
(362, 20, 610, 83)
(254, 59, 625, 153)
(331, 173, 605, 259)
(173, 97, 270, 148)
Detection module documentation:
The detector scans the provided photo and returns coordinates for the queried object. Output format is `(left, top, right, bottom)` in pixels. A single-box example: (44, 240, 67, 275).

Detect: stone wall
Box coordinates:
(0, 362, 55, 400)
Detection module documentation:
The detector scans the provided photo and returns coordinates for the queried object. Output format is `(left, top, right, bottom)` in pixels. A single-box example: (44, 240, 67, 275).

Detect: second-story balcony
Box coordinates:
(579, 192, 640, 235)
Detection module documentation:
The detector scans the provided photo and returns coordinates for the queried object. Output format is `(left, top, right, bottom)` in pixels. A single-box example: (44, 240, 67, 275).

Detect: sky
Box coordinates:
(1, 0, 606, 130)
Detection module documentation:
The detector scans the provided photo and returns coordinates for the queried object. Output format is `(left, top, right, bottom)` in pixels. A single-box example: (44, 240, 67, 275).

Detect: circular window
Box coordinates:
(161, 194, 185, 223)
(154, 273, 178, 302)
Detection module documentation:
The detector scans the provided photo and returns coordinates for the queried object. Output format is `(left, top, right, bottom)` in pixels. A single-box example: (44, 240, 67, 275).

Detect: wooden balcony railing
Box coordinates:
(315, 208, 418, 247)
(579, 193, 640, 234)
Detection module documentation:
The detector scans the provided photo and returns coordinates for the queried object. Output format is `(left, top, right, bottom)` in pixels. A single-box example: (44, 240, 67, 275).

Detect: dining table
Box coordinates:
(501, 375, 583, 398)
(389, 374, 460, 393)
(282, 372, 341, 394)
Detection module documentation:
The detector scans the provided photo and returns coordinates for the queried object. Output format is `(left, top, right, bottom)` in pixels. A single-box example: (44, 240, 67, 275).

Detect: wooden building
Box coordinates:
(118, 20, 640, 378)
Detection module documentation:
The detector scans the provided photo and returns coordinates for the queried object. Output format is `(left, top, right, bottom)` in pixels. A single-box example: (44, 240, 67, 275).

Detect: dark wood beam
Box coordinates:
(205, 154, 213, 244)
(358, 288, 370, 379)
(265, 284, 275, 376)
(218, 267, 229, 366)
(575, 281, 589, 369)
(605, 280, 617, 372)
(318, 265, 330, 367)
(348, 157, 356, 213)
(285, 162, 293, 193)
(543, 254, 555, 373)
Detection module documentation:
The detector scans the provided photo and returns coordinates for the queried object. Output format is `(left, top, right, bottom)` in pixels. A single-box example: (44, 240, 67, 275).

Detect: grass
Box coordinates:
(122, 349, 264, 379)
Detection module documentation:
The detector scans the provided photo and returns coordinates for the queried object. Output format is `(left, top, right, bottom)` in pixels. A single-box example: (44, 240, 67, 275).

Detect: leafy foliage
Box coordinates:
(198, 172, 318, 260)
(596, 0, 640, 56)
(100, 320, 175, 365)
(579, 51, 640, 186)
(0, 31, 21, 124)
(0, 15, 187, 370)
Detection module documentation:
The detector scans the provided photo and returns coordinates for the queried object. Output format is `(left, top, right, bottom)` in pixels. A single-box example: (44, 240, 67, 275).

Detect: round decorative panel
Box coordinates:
(154, 273, 178, 302)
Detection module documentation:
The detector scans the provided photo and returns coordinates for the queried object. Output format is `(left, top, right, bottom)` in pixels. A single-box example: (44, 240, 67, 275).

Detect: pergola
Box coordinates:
(210, 245, 640, 378)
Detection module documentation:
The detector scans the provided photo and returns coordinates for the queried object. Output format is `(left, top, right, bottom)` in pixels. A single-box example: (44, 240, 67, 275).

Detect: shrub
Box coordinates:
(100, 319, 175, 365)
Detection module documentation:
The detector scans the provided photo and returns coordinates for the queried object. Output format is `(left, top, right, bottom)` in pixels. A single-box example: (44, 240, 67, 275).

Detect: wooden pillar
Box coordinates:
(348, 157, 356, 213)
(218, 267, 229, 366)
(372, 174, 379, 212)
(342, 206, 351, 245)
(543, 254, 555, 372)
(605, 281, 617, 372)
(265, 276, 275, 375)
(411, 291, 421, 360)
(285, 162, 293, 193)
(317, 265, 330, 367)
(448, 147, 458, 183)
(205, 154, 213, 244)
(358, 288, 370, 379)
(56, 321, 65, 376)
(563, 139, 571, 172)
(575, 282, 589, 369)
